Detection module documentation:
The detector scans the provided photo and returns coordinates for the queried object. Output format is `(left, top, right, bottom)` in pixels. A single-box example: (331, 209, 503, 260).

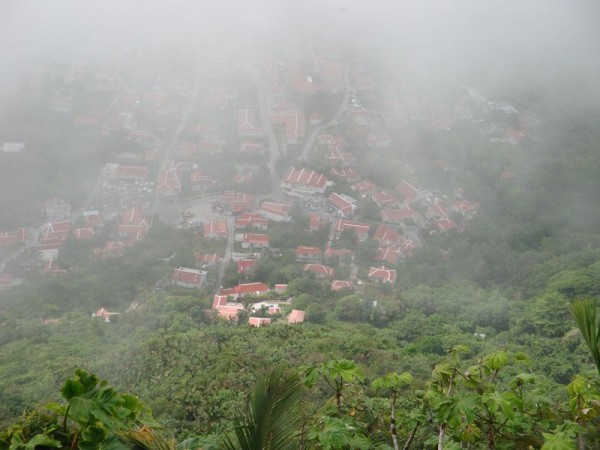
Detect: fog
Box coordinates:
(2, 0, 600, 103)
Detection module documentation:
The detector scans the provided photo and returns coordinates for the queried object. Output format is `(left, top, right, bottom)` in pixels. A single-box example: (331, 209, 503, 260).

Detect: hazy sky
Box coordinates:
(1, 0, 599, 103)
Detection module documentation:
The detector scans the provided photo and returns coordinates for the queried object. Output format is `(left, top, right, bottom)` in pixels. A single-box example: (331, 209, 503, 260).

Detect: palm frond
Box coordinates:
(570, 298, 600, 375)
(224, 366, 303, 450)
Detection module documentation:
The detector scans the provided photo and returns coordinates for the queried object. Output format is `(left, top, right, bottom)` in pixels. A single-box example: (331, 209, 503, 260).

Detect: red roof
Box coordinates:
(234, 282, 269, 295)
(396, 180, 421, 205)
(237, 259, 257, 274)
(271, 108, 305, 143)
(237, 109, 264, 136)
(282, 167, 328, 189)
(73, 228, 95, 240)
(274, 284, 288, 292)
(372, 191, 398, 209)
(296, 246, 321, 256)
(116, 165, 149, 180)
(195, 253, 220, 265)
(249, 317, 272, 327)
(236, 213, 268, 229)
(172, 267, 205, 286)
(259, 201, 291, 218)
(243, 233, 270, 245)
(329, 193, 357, 216)
(303, 264, 335, 278)
(351, 180, 378, 194)
(373, 224, 401, 246)
(330, 167, 360, 182)
(334, 219, 370, 238)
(204, 221, 228, 237)
(309, 213, 329, 231)
(221, 191, 253, 214)
(331, 280, 354, 292)
(190, 170, 216, 188)
(368, 266, 397, 283)
(157, 170, 181, 196)
(376, 247, 402, 265)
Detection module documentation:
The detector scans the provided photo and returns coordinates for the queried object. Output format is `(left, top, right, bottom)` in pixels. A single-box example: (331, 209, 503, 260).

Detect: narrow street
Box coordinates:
(300, 67, 353, 161)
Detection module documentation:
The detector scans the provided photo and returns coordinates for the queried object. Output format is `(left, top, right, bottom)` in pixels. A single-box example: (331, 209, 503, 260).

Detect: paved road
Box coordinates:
(300, 67, 353, 162)
(215, 214, 235, 290)
(151, 59, 203, 219)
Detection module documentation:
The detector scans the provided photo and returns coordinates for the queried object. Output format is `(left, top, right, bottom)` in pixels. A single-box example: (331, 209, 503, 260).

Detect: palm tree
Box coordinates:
(570, 298, 600, 375)
(223, 366, 304, 450)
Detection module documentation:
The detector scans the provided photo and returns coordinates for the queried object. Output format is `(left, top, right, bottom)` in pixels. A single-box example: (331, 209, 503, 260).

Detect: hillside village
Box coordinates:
(0, 29, 538, 326)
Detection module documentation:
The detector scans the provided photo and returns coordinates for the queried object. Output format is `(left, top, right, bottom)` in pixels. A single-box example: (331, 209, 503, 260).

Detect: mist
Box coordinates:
(1, 0, 599, 104)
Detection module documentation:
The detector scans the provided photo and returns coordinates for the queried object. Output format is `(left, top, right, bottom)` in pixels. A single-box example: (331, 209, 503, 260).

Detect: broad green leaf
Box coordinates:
(373, 372, 413, 391)
(432, 363, 453, 381)
(484, 351, 509, 371)
(61, 379, 85, 400)
(10, 433, 61, 450)
(75, 370, 99, 393)
(567, 375, 588, 397)
(541, 432, 576, 450)
(69, 397, 94, 423)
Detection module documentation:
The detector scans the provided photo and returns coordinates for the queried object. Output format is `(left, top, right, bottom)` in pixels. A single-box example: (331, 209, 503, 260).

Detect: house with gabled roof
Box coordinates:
(92, 307, 120, 323)
(240, 141, 266, 156)
(373, 224, 402, 247)
(237, 109, 264, 137)
(236, 213, 268, 230)
(304, 263, 335, 279)
(351, 180, 378, 196)
(242, 233, 270, 249)
(372, 191, 399, 209)
(171, 267, 207, 289)
(376, 247, 402, 266)
(296, 246, 322, 262)
(396, 180, 422, 205)
(221, 191, 253, 215)
(219, 282, 270, 300)
(324, 247, 355, 263)
(211, 294, 243, 320)
(118, 206, 149, 241)
(190, 170, 217, 192)
(327, 146, 356, 168)
(258, 201, 292, 222)
(330, 167, 360, 183)
(328, 193, 358, 218)
(368, 266, 397, 284)
(195, 252, 220, 267)
(40, 220, 72, 243)
(115, 165, 149, 181)
(271, 107, 306, 145)
(204, 221, 228, 239)
(331, 280, 354, 292)
(157, 169, 181, 200)
(281, 167, 329, 196)
(237, 259, 257, 274)
(308, 213, 329, 232)
(380, 208, 422, 226)
(333, 219, 370, 242)
(249, 317, 272, 327)
(0, 228, 28, 246)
